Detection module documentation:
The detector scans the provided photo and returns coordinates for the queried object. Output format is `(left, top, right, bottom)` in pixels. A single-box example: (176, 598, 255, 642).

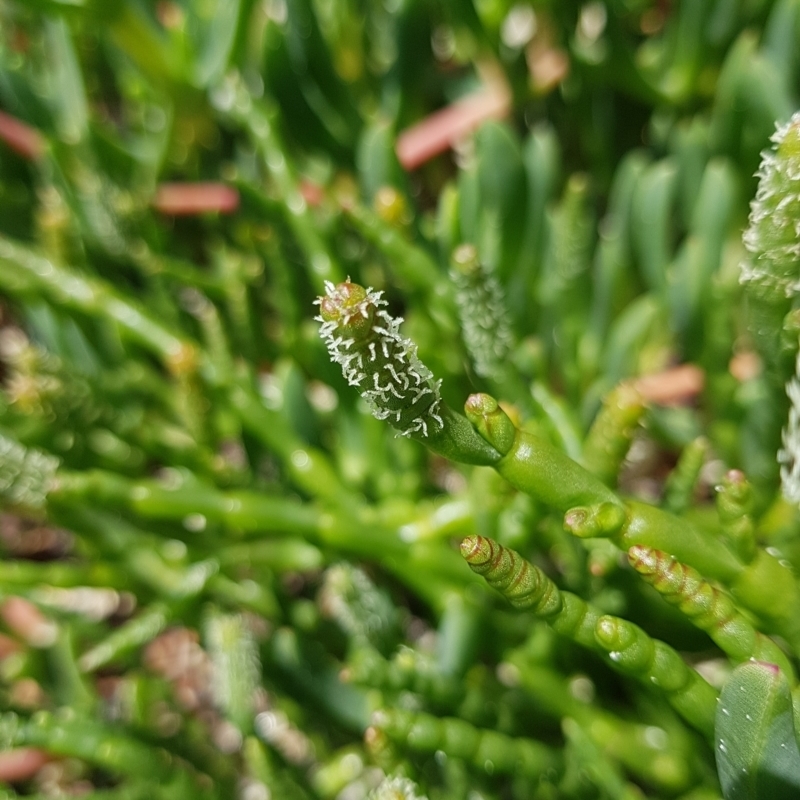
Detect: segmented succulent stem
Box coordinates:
(715, 469, 756, 563)
(464, 393, 621, 510)
(460, 534, 561, 613)
(662, 437, 709, 515)
(461, 536, 600, 649)
(345, 646, 458, 705)
(462, 535, 718, 735)
(372, 707, 559, 776)
(78, 603, 170, 673)
(581, 383, 645, 487)
(594, 616, 717, 737)
(628, 545, 794, 679)
(316, 280, 444, 438)
(450, 243, 513, 380)
(0, 710, 178, 780)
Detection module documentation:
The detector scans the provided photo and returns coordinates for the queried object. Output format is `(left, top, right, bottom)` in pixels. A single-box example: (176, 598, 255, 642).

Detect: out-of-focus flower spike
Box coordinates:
(0, 433, 60, 513)
(205, 611, 261, 737)
(450, 243, 514, 381)
(741, 111, 800, 297)
(318, 563, 399, 653)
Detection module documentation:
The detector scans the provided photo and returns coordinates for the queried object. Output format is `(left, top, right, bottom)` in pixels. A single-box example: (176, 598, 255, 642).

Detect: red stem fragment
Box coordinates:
(153, 182, 240, 216)
(0, 110, 44, 161)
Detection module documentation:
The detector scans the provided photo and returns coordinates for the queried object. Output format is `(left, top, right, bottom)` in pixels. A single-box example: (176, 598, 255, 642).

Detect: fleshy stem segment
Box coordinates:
(371, 707, 560, 777)
(464, 392, 800, 648)
(628, 545, 795, 680)
(461, 535, 717, 737)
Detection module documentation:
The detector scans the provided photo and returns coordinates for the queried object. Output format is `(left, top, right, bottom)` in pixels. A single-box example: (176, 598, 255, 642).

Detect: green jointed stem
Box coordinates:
(372, 707, 559, 776)
(567, 498, 800, 646)
(0, 710, 180, 781)
(344, 646, 458, 706)
(78, 603, 170, 673)
(507, 660, 699, 792)
(580, 383, 645, 487)
(451, 386, 800, 648)
(461, 535, 717, 736)
(464, 393, 619, 509)
(662, 437, 709, 515)
(53, 468, 321, 535)
(628, 545, 795, 680)
(716, 469, 757, 563)
(346, 201, 445, 297)
(219, 79, 343, 291)
(593, 616, 716, 737)
(462, 391, 755, 599)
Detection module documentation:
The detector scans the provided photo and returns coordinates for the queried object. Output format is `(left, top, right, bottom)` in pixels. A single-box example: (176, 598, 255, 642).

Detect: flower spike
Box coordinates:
(741, 112, 800, 297)
(316, 280, 443, 438)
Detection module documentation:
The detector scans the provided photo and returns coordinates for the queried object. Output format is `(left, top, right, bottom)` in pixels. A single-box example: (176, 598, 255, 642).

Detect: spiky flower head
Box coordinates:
(315, 280, 443, 437)
(741, 111, 800, 296)
(451, 243, 513, 380)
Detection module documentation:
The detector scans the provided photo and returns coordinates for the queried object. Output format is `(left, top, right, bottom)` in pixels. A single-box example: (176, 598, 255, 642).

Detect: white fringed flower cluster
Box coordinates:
(316, 281, 443, 437)
(741, 111, 800, 296)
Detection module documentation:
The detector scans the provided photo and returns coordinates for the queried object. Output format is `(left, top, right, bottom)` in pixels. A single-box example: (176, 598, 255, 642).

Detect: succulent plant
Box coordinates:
(0, 1, 799, 799)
